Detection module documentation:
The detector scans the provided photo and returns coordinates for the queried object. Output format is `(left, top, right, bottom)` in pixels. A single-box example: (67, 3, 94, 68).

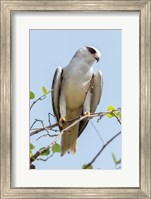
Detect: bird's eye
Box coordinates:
(88, 47, 96, 54)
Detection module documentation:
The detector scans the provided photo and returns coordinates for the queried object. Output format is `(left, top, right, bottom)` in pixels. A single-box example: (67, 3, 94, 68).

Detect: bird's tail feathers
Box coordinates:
(61, 124, 79, 156)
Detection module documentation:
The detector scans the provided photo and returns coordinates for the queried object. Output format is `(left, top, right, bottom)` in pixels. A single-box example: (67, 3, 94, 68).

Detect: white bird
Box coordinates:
(51, 46, 103, 156)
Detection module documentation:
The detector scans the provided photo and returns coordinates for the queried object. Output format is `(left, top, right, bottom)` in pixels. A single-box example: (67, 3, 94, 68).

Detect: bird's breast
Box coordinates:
(63, 75, 91, 109)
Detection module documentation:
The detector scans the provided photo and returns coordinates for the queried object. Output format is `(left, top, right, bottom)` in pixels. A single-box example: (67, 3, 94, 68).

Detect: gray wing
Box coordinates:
(51, 67, 63, 121)
(90, 71, 103, 113)
(78, 71, 103, 137)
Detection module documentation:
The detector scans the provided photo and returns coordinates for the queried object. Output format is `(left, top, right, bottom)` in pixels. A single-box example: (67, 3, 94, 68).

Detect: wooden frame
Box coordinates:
(0, 0, 150, 198)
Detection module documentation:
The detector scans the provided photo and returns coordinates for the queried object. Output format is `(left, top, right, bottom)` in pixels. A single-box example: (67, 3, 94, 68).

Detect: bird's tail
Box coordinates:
(61, 123, 79, 156)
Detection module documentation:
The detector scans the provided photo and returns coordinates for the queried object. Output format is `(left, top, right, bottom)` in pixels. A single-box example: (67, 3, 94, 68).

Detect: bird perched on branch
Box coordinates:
(51, 46, 103, 156)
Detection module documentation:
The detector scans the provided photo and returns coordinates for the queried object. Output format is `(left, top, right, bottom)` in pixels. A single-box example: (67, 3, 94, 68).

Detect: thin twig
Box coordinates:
(36, 119, 50, 134)
(48, 112, 56, 118)
(48, 113, 51, 126)
(112, 112, 121, 124)
(30, 110, 119, 137)
(37, 153, 55, 161)
(83, 131, 121, 169)
(36, 133, 59, 141)
(30, 123, 58, 136)
(90, 121, 105, 145)
(30, 114, 92, 163)
(30, 90, 51, 110)
(30, 110, 120, 164)
(30, 120, 38, 130)
(30, 119, 52, 138)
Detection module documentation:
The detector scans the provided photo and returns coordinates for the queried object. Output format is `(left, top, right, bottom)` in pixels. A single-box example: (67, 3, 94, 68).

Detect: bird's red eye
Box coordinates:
(88, 47, 96, 54)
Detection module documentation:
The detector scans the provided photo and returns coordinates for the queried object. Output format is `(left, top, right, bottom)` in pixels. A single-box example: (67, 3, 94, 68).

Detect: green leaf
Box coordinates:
(42, 86, 48, 95)
(116, 159, 121, 165)
(82, 164, 93, 169)
(40, 148, 50, 156)
(30, 91, 35, 99)
(116, 111, 121, 119)
(108, 105, 116, 111)
(112, 153, 121, 165)
(30, 143, 35, 150)
(112, 153, 117, 164)
(52, 143, 61, 153)
(106, 113, 114, 118)
(106, 105, 116, 118)
(30, 150, 33, 158)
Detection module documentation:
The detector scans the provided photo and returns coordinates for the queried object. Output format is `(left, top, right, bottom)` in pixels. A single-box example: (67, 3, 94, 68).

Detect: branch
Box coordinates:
(48, 112, 56, 126)
(30, 123, 58, 136)
(30, 109, 121, 137)
(112, 112, 121, 125)
(30, 90, 51, 110)
(30, 110, 120, 164)
(36, 133, 59, 141)
(83, 131, 121, 169)
(90, 121, 105, 145)
(30, 114, 93, 163)
(30, 112, 100, 137)
(37, 152, 55, 161)
(30, 119, 59, 140)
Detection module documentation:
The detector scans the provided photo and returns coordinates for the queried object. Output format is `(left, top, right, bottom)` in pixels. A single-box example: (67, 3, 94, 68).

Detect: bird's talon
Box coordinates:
(59, 117, 66, 127)
(84, 111, 91, 116)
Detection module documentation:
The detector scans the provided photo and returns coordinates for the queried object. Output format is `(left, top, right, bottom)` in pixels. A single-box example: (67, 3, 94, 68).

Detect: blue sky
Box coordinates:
(30, 29, 121, 169)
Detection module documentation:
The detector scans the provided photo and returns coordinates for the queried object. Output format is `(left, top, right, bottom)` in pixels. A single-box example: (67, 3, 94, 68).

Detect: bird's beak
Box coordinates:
(95, 56, 100, 62)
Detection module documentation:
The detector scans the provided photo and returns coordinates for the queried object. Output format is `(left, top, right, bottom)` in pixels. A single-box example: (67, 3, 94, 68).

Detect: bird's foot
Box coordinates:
(84, 111, 91, 116)
(59, 116, 66, 128)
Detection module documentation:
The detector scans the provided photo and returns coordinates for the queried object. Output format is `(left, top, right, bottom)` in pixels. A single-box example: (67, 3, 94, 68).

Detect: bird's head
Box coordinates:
(86, 46, 101, 63)
(74, 46, 101, 65)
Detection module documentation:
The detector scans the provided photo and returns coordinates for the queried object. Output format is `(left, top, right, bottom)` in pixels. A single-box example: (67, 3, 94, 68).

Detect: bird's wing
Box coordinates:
(90, 71, 103, 113)
(78, 71, 103, 137)
(51, 67, 63, 121)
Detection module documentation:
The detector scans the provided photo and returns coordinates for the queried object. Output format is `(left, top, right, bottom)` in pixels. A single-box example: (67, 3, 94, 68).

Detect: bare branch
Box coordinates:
(90, 121, 105, 145)
(30, 114, 93, 164)
(112, 112, 121, 124)
(30, 110, 120, 164)
(30, 90, 52, 110)
(36, 133, 59, 141)
(30, 109, 120, 136)
(30, 119, 38, 130)
(37, 152, 55, 161)
(83, 131, 121, 169)
(30, 123, 58, 136)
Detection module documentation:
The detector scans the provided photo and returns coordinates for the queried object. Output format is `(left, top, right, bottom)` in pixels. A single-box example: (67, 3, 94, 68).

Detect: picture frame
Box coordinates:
(0, 0, 150, 198)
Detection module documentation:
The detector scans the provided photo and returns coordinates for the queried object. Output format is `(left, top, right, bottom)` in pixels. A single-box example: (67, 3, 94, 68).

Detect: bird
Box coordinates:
(51, 46, 103, 156)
